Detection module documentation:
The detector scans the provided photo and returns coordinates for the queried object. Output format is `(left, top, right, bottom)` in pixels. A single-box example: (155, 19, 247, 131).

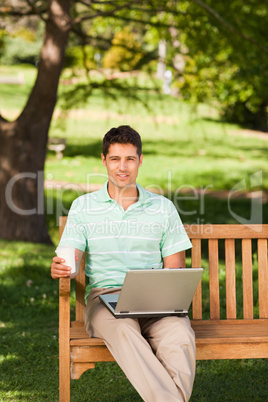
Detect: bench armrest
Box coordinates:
(59, 277, 71, 297)
(59, 277, 71, 327)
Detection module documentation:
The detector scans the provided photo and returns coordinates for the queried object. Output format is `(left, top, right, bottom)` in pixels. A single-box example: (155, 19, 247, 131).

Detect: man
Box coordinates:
(51, 125, 195, 401)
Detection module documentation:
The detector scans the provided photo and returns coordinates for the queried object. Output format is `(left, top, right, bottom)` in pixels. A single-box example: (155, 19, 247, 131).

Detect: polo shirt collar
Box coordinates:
(136, 183, 151, 206)
(95, 181, 110, 202)
(95, 181, 151, 206)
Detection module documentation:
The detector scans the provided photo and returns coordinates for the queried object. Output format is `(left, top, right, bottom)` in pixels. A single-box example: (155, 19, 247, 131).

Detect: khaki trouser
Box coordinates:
(84, 288, 196, 402)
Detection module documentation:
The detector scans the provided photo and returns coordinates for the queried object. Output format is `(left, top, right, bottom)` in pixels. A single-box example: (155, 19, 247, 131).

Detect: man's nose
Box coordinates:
(119, 160, 127, 170)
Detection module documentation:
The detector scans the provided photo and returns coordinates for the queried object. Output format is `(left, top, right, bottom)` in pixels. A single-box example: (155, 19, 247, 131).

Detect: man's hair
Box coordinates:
(102, 125, 142, 157)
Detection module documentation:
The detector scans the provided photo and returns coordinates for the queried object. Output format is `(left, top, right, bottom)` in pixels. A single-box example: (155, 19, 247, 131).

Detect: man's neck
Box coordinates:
(107, 183, 139, 211)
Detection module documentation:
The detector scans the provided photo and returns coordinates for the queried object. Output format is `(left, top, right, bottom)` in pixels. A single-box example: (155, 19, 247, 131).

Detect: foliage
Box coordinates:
(168, 1, 268, 130)
(64, 44, 97, 70)
(102, 28, 143, 71)
(0, 29, 6, 58)
(1, 1, 268, 129)
(0, 26, 42, 65)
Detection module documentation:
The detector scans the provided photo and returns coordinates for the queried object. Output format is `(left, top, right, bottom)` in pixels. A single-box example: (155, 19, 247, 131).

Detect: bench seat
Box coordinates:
(68, 319, 268, 380)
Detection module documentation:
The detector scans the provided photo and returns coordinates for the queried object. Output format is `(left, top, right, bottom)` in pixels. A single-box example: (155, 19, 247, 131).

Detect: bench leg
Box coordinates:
(59, 278, 71, 402)
(59, 337, 70, 402)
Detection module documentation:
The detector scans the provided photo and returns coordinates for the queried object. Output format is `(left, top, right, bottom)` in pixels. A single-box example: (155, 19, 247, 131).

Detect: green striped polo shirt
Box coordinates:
(59, 181, 192, 301)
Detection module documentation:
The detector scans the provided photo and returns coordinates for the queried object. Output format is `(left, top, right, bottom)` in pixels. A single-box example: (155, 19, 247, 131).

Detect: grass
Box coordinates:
(1, 64, 268, 400)
(46, 110, 268, 191)
(1, 66, 268, 191)
(1, 240, 268, 401)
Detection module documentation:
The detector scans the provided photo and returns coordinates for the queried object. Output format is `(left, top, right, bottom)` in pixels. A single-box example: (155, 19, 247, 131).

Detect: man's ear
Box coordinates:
(139, 154, 143, 167)
(101, 153, 106, 167)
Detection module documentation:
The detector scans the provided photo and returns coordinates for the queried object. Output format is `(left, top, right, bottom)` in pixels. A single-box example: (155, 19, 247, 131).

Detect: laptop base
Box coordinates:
(99, 294, 188, 319)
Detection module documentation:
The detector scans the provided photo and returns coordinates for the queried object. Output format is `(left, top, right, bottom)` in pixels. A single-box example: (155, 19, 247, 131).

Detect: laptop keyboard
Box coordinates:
(109, 302, 117, 309)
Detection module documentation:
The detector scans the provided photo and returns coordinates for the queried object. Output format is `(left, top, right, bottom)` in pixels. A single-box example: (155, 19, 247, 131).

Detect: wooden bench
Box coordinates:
(58, 218, 268, 402)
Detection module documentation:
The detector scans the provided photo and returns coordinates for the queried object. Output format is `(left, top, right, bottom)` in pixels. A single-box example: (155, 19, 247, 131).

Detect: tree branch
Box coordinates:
(72, 0, 187, 25)
(72, 2, 135, 24)
(192, 0, 268, 53)
(0, 3, 48, 17)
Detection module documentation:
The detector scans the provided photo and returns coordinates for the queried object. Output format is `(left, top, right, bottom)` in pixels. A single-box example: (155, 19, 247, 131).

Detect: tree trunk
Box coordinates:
(0, 0, 71, 243)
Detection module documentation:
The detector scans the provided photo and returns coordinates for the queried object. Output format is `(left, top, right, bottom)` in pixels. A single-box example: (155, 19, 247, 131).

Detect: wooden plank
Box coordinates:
(59, 216, 67, 238)
(76, 253, 86, 321)
(59, 279, 71, 402)
(208, 239, 220, 319)
(180, 250, 186, 268)
(191, 239, 202, 319)
(242, 239, 253, 319)
(191, 318, 268, 326)
(225, 239, 236, 319)
(195, 342, 268, 360)
(191, 319, 268, 341)
(59, 217, 71, 402)
(71, 362, 95, 380)
(258, 239, 268, 318)
(71, 320, 85, 328)
(185, 224, 268, 239)
(71, 345, 114, 362)
(59, 215, 86, 321)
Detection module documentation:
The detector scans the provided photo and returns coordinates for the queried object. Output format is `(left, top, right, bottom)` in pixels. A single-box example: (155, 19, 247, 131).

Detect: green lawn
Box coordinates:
(46, 99, 268, 192)
(1, 65, 268, 400)
(1, 65, 267, 192)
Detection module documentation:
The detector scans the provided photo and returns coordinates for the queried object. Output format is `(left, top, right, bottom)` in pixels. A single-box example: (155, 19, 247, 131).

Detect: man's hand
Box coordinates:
(51, 256, 71, 279)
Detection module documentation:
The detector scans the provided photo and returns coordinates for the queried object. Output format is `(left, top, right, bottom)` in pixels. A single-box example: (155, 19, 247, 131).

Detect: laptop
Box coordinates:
(99, 268, 203, 318)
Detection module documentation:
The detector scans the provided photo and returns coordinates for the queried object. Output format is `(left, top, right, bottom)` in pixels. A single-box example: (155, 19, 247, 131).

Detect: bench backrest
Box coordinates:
(59, 217, 268, 322)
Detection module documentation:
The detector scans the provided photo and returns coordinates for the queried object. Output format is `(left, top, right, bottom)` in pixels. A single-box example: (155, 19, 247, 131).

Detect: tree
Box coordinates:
(0, 0, 71, 243)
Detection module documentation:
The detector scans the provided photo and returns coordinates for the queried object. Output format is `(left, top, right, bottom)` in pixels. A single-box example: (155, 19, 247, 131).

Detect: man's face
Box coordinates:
(101, 143, 143, 190)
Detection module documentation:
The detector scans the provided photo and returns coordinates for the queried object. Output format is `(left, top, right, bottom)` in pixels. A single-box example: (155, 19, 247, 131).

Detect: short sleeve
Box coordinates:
(160, 202, 192, 258)
(59, 199, 87, 252)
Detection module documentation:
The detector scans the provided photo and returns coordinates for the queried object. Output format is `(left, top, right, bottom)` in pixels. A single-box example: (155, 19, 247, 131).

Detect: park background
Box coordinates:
(0, 1, 268, 401)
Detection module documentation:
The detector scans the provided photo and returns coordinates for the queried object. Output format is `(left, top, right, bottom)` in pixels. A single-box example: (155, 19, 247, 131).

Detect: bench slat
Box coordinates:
(195, 342, 268, 360)
(70, 320, 268, 345)
(181, 250, 186, 268)
(242, 239, 253, 319)
(191, 239, 202, 319)
(258, 239, 268, 318)
(225, 239, 236, 319)
(185, 224, 268, 239)
(76, 254, 86, 321)
(208, 239, 220, 319)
